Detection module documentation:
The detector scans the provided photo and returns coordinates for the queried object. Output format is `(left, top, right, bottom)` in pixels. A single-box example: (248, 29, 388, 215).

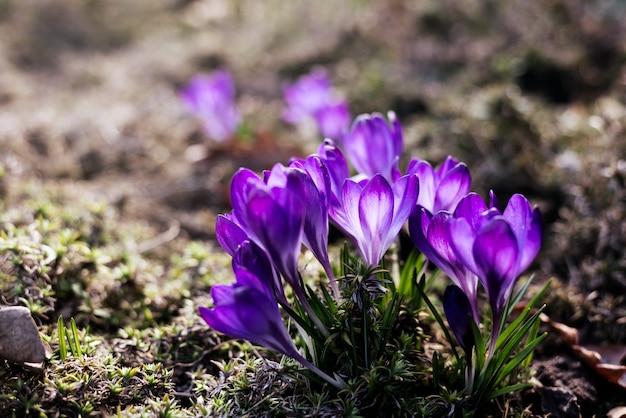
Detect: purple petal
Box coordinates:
(247, 188, 304, 286)
(317, 139, 350, 204)
(409, 207, 441, 265)
(230, 168, 264, 232)
(199, 284, 299, 358)
(434, 163, 471, 212)
(388, 111, 403, 160)
(502, 194, 543, 274)
(472, 218, 520, 316)
(443, 285, 475, 353)
(388, 173, 419, 239)
(453, 192, 490, 231)
(358, 175, 394, 265)
(216, 214, 248, 256)
(232, 241, 282, 302)
(447, 217, 480, 275)
(408, 160, 436, 213)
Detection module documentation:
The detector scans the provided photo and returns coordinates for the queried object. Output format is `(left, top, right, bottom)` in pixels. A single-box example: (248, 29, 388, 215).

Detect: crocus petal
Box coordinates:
(216, 214, 248, 256)
(246, 187, 304, 286)
(472, 218, 520, 315)
(232, 241, 284, 302)
(342, 112, 402, 183)
(409, 207, 442, 266)
(443, 285, 475, 353)
(408, 160, 436, 213)
(358, 175, 394, 265)
(199, 282, 299, 358)
(434, 163, 471, 212)
(230, 168, 264, 233)
(317, 139, 350, 206)
(502, 194, 543, 274)
(447, 217, 481, 276)
(390, 173, 420, 235)
(453, 193, 490, 231)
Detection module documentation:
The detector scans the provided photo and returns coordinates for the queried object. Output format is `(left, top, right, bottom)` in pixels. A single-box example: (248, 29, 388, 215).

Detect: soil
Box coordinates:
(1, 0, 626, 416)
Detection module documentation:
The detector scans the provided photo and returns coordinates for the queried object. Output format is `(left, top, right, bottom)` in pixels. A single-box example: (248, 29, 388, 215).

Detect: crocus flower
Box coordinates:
(342, 112, 403, 184)
(180, 70, 241, 142)
(289, 156, 339, 297)
(283, 69, 350, 140)
(199, 260, 345, 388)
(406, 156, 471, 214)
(408, 207, 480, 322)
(229, 165, 305, 289)
(446, 192, 542, 347)
(199, 265, 297, 357)
(330, 173, 419, 267)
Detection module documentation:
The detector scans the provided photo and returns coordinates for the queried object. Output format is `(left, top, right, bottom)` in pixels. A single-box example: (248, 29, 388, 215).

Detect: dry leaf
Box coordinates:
(0, 306, 51, 368)
(542, 313, 626, 390)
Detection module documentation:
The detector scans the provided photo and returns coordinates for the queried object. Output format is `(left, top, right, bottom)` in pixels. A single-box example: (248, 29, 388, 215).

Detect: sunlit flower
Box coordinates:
(446, 192, 543, 341)
(199, 262, 302, 358)
(409, 207, 480, 321)
(180, 70, 240, 142)
(342, 112, 403, 183)
(289, 156, 339, 296)
(229, 165, 305, 289)
(407, 156, 471, 214)
(330, 173, 419, 267)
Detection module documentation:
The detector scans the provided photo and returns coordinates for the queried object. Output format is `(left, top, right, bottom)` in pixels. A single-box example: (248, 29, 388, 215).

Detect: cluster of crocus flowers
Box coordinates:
(282, 69, 351, 141)
(199, 103, 543, 392)
(180, 69, 241, 142)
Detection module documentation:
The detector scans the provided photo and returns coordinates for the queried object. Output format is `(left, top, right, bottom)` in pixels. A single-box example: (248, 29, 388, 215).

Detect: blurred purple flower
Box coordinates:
(330, 173, 419, 267)
(446, 192, 543, 340)
(342, 112, 403, 184)
(283, 69, 351, 140)
(180, 70, 240, 142)
(407, 156, 471, 214)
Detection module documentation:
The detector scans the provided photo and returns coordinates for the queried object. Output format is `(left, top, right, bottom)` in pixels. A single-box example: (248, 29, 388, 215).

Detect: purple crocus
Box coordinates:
(289, 156, 339, 297)
(342, 112, 403, 184)
(199, 260, 343, 388)
(446, 192, 542, 348)
(408, 207, 480, 322)
(229, 165, 305, 289)
(330, 173, 419, 267)
(406, 156, 471, 214)
(199, 263, 297, 357)
(316, 139, 350, 208)
(283, 69, 350, 140)
(180, 70, 241, 142)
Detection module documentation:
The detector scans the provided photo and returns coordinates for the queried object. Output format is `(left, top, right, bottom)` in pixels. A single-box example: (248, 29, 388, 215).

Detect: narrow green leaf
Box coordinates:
(57, 315, 67, 360)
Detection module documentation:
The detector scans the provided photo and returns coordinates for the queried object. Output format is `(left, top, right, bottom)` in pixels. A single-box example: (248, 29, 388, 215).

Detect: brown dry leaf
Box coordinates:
(0, 306, 51, 368)
(542, 313, 626, 389)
